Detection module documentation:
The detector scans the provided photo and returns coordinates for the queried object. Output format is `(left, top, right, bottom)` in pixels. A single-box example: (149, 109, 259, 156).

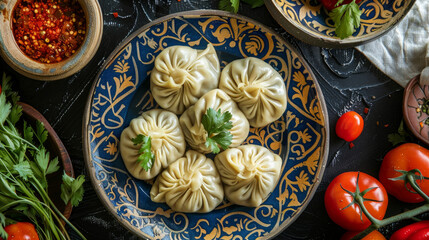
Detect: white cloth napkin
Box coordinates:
(355, 0, 429, 87)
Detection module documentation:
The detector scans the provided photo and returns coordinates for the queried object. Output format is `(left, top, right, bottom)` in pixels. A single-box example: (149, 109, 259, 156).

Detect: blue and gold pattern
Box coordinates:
(274, 0, 411, 38)
(85, 12, 328, 239)
(268, 0, 415, 48)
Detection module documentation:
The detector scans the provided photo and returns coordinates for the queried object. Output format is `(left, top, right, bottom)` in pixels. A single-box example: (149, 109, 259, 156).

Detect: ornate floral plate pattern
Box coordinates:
(83, 10, 329, 239)
(265, 0, 415, 48)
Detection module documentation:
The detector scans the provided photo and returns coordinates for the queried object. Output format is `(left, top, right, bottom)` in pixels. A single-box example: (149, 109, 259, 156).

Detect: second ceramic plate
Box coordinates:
(265, 0, 415, 48)
(83, 10, 329, 239)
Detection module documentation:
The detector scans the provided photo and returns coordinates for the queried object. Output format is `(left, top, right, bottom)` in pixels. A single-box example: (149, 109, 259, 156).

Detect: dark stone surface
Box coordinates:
(1, 0, 427, 239)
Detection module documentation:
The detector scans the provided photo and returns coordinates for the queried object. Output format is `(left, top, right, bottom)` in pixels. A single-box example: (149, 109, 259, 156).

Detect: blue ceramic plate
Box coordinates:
(265, 0, 415, 48)
(83, 10, 329, 239)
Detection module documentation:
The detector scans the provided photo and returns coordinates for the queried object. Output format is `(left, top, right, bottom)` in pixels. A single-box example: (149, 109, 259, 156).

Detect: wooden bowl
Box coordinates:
(19, 102, 74, 218)
(403, 75, 429, 146)
(264, 0, 416, 48)
(0, 0, 103, 81)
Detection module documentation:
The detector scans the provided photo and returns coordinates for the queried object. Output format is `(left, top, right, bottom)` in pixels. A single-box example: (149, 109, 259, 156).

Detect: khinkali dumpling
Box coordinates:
(179, 89, 249, 154)
(219, 57, 287, 127)
(120, 109, 186, 180)
(150, 150, 224, 213)
(150, 44, 220, 114)
(214, 145, 282, 207)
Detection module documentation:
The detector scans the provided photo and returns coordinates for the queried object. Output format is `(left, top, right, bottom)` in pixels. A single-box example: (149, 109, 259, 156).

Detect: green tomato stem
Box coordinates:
(352, 203, 429, 239)
(351, 170, 429, 240)
(355, 195, 382, 227)
(408, 173, 429, 203)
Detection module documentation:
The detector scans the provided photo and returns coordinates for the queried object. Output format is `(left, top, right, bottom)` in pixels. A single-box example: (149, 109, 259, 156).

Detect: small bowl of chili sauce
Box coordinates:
(0, 0, 103, 81)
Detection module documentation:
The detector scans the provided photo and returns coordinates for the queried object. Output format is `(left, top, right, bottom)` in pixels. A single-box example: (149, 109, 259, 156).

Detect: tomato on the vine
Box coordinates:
(390, 221, 429, 240)
(319, 0, 363, 11)
(340, 230, 386, 240)
(336, 111, 364, 142)
(324, 172, 388, 231)
(379, 143, 429, 203)
(1, 222, 39, 240)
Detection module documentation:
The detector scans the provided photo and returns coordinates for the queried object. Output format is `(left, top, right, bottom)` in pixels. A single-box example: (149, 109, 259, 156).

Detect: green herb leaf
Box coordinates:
(329, 0, 362, 39)
(0, 93, 11, 125)
(61, 173, 85, 207)
(0, 149, 13, 171)
(0, 212, 7, 240)
(0, 133, 17, 152)
(334, 0, 345, 7)
(202, 108, 233, 154)
(132, 134, 155, 171)
(46, 157, 60, 175)
(0, 176, 18, 199)
(131, 134, 145, 145)
(29, 161, 47, 189)
(34, 121, 48, 145)
(35, 148, 50, 175)
(13, 204, 29, 212)
(211, 131, 233, 150)
(241, 0, 264, 8)
(387, 121, 410, 146)
(387, 133, 406, 146)
(17, 145, 26, 163)
(219, 0, 240, 13)
(205, 138, 221, 154)
(23, 121, 34, 143)
(1, 73, 12, 98)
(9, 104, 22, 126)
(13, 161, 33, 181)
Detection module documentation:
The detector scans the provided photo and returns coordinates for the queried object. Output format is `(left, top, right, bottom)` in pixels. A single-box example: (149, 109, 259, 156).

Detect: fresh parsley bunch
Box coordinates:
(0, 73, 86, 240)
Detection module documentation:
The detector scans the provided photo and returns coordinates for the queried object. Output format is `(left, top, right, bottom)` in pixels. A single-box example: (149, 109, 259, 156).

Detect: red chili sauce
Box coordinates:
(12, 0, 86, 64)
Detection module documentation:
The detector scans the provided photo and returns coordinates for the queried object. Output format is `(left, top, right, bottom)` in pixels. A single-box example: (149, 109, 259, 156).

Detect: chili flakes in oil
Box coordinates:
(12, 0, 86, 64)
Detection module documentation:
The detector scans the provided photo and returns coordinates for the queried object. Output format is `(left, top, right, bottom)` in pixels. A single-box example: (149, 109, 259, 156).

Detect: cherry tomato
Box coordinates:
(379, 143, 429, 203)
(324, 172, 388, 231)
(390, 221, 429, 240)
(340, 230, 386, 240)
(320, 0, 363, 11)
(336, 111, 364, 142)
(1, 222, 39, 240)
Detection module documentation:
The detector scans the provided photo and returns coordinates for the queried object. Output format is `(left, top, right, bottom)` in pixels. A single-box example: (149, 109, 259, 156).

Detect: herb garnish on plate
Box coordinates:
(131, 134, 155, 172)
(202, 108, 233, 154)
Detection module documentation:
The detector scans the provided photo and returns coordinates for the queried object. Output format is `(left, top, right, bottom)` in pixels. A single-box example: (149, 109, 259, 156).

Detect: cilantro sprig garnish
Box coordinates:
(219, 0, 264, 13)
(0, 73, 87, 240)
(329, 0, 362, 39)
(132, 134, 155, 171)
(202, 108, 233, 154)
